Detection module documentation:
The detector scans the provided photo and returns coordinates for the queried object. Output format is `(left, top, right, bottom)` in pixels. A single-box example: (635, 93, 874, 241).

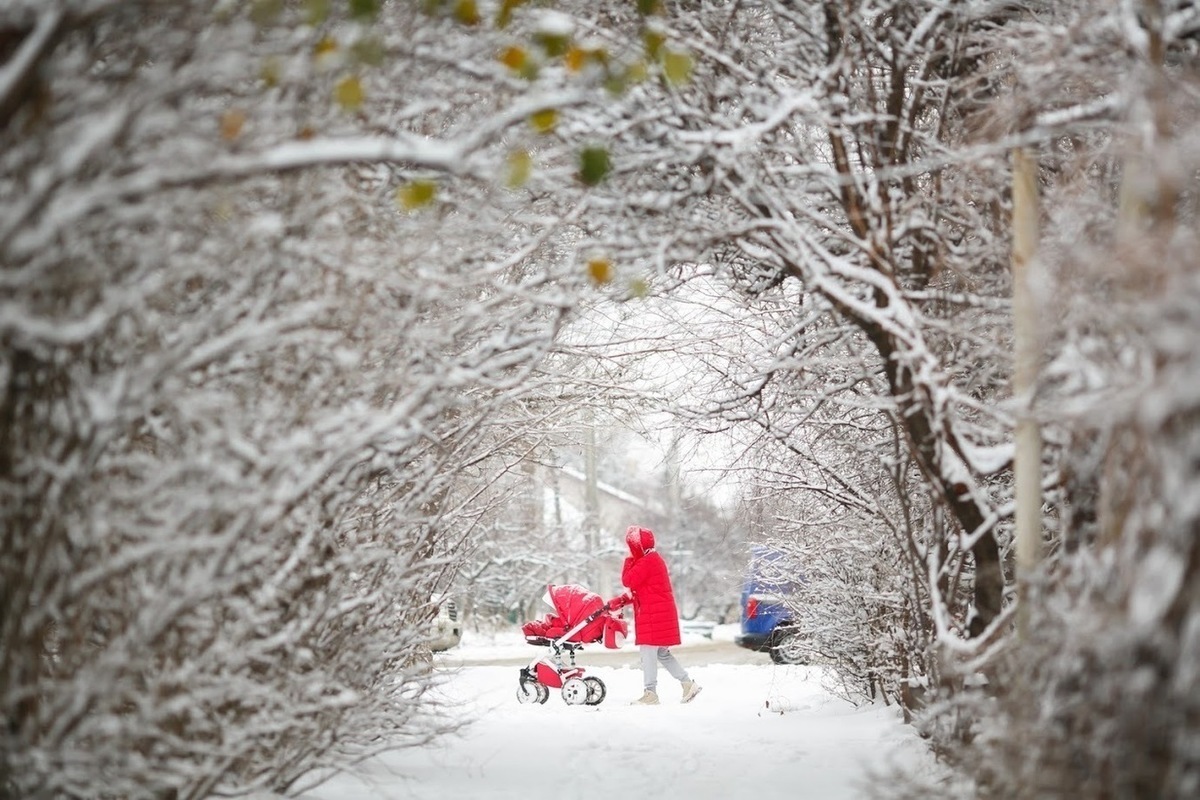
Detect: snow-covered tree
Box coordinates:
(513, 1, 1022, 723)
(0, 0, 621, 795)
(894, 2, 1200, 796)
(7, 0, 1199, 796)
(538, 9, 1196, 776)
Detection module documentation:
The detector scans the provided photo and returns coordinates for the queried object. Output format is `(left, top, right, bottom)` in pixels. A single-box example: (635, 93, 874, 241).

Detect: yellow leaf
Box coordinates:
(662, 50, 693, 86)
(455, 0, 481, 25)
(505, 150, 533, 189)
(499, 46, 539, 80)
(564, 46, 587, 72)
(499, 46, 527, 70)
(213, 194, 235, 221)
(627, 60, 649, 83)
(334, 75, 365, 111)
(220, 109, 246, 141)
(529, 108, 557, 133)
(587, 258, 614, 285)
(314, 35, 339, 58)
(397, 180, 438, 211)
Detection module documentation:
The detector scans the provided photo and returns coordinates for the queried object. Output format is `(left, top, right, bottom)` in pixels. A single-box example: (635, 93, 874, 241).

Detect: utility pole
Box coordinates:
(666, 430, 682, 520)
(1012, 147, 1042, 638)
(583, 415, 601, 593)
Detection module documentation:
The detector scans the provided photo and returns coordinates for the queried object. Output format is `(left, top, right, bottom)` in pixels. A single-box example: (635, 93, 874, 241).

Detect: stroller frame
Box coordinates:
(517, 601, 619, 706)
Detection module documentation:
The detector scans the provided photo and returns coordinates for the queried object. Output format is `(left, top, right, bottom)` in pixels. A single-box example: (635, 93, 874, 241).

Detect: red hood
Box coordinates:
(625, 526, 655, 558)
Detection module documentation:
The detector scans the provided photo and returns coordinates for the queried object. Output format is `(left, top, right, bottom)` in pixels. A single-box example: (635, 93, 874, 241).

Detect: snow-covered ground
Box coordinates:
(302, 626, 940, 800)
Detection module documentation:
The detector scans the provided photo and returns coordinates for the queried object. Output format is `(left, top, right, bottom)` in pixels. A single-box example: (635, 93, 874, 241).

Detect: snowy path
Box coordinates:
(302, 658, 937, 800)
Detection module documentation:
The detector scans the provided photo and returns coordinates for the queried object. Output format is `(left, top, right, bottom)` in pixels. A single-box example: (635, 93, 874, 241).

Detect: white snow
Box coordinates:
(1130, 545, 1186, 627)
(535, 11, 576, 37)
(302, 626, 940, 800)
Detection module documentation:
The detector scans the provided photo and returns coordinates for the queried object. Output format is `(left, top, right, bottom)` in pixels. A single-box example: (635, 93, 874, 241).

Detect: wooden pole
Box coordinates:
(1012, 147, 1042, 638)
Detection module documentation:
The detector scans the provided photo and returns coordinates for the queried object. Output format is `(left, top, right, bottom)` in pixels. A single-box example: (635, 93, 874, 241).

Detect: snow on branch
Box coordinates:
(0, 8, 65, 128)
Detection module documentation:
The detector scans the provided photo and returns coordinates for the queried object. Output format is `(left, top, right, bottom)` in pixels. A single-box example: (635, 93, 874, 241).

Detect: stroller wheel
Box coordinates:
(583, 676, 606, 705)
(561, 677, 589, 705)
(517, 676, 549, 705)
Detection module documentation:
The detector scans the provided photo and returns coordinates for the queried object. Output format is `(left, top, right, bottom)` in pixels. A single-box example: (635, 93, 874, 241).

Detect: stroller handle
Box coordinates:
(564, 597, 628, 642)
(578, 595, 628, 628)
(606, 593, 631, 611)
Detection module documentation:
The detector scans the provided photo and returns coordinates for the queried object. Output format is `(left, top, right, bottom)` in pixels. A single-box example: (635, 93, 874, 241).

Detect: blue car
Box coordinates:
(733, 546, 804, 664)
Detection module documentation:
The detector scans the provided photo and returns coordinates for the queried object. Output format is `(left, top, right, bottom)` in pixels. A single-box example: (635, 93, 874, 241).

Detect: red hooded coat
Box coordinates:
(621, 526, 681, 647)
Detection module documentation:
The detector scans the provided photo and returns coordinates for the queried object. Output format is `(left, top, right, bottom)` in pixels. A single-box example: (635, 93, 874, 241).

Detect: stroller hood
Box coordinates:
(546, 583, 604, 627)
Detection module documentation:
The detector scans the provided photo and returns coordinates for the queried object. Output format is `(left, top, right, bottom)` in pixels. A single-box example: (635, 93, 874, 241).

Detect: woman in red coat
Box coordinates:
(621, 525, 702, 705)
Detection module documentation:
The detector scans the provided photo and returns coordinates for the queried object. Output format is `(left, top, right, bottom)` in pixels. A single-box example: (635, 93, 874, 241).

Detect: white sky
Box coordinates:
(300, 626, 943, 800)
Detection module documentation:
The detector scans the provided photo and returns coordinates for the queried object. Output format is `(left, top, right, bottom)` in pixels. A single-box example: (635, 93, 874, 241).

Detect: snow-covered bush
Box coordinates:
(0, 0, 612, 795)
(898, 2, 1200, 796)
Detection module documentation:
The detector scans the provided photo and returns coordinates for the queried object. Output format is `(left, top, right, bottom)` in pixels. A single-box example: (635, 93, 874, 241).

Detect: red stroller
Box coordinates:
(517, 584, 629, 705)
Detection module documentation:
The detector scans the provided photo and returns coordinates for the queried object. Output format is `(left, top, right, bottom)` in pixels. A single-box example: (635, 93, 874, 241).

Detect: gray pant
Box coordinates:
(640, 645, 690, 692)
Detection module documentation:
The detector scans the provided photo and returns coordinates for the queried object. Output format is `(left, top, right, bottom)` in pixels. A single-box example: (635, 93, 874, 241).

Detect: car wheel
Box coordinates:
(770, 628, 805, 665)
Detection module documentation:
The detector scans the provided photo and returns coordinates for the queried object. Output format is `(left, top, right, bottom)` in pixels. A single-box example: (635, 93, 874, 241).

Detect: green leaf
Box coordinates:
(642, 29, 665, 60)
(578, 147, 610, 186)
(351, 36, 385, 67)
(605, 61, 647, 96)
(348, 0, 380, 21)
(260, 56, 282, 87)
(497, 0, 526, 28)
(518, 60, 540, 81)
(535, 32, 571, 58)
(250, 0, 284, 26)
(304, 0, 331, 25)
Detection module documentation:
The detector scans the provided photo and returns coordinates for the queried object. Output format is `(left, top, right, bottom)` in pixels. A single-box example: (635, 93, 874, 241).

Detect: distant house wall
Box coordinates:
(546, 465, 651, 598)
